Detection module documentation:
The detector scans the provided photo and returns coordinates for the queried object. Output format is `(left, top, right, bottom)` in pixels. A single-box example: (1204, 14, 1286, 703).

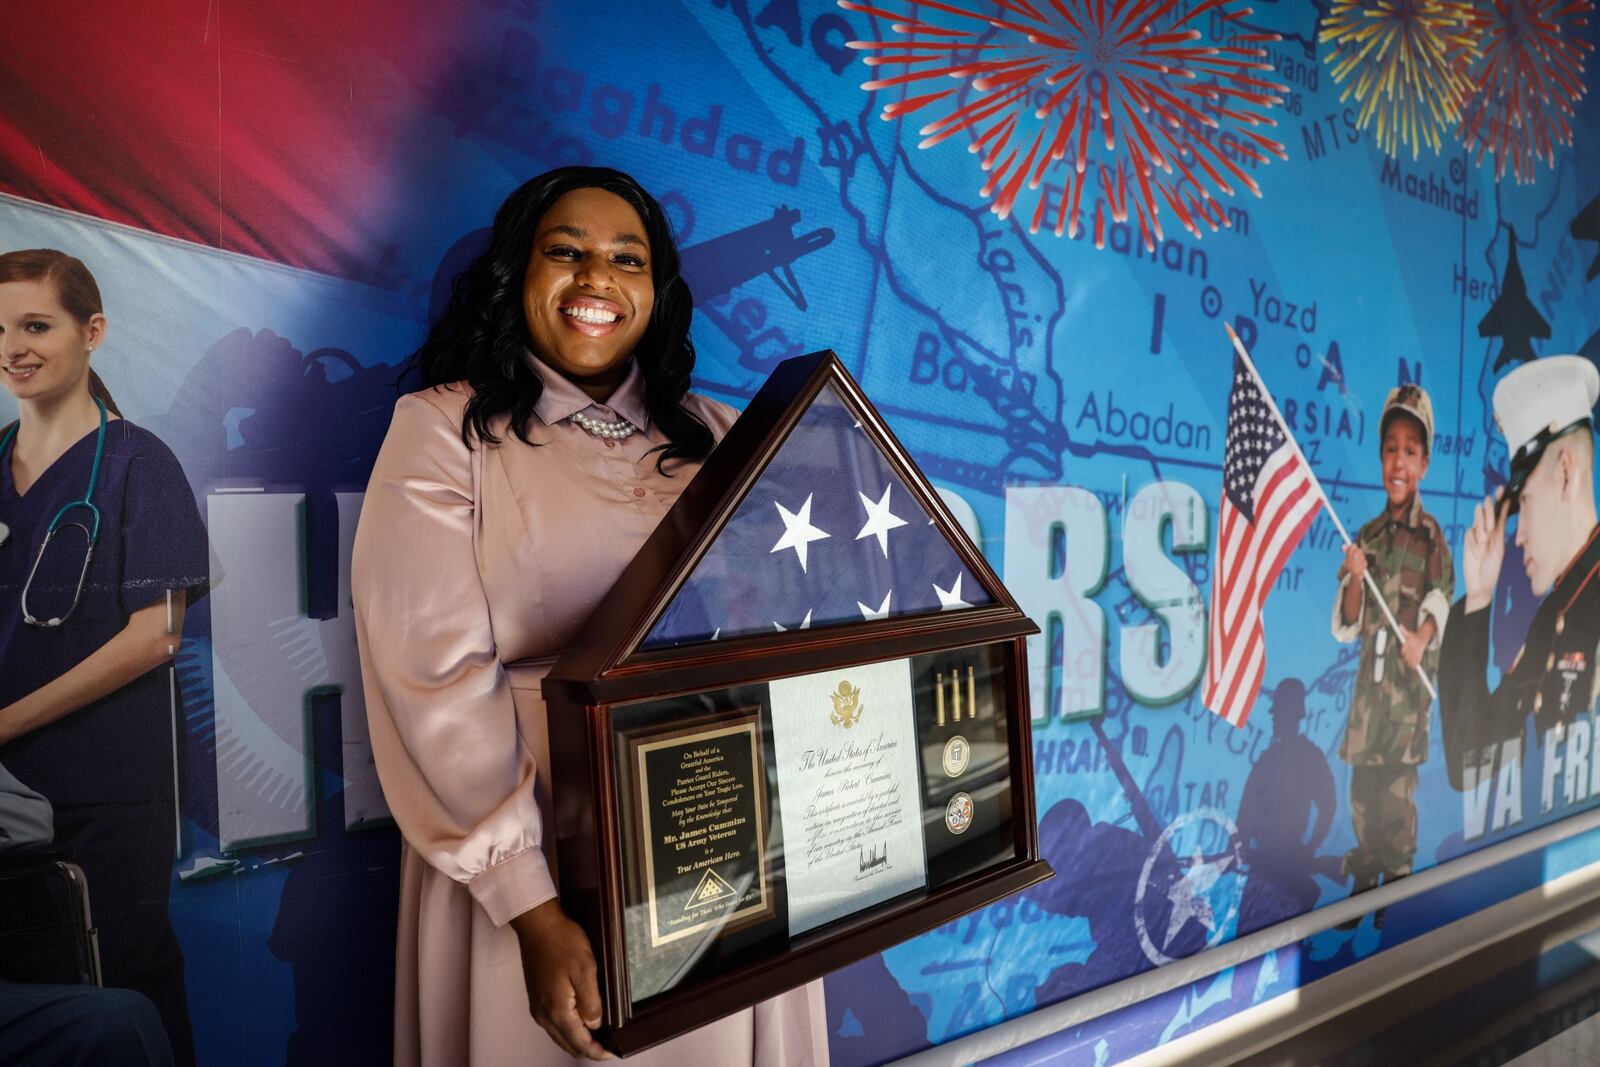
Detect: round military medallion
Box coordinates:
(945, 792, 974, 834)
(942, 735, 970, 777)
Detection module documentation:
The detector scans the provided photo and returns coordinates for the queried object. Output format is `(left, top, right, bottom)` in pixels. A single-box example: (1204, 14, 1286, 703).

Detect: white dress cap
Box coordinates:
(1493, 355, 1600, 462)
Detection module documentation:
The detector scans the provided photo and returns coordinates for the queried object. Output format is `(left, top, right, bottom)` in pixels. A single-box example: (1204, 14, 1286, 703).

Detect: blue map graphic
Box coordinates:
(4, 1, 1600, 1064)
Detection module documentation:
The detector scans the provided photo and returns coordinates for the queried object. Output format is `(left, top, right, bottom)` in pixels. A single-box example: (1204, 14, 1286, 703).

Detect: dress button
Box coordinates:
(1556, 614, 1566, 636)
(1535, 692, 1544, 713)
(633, 487, 646, 497)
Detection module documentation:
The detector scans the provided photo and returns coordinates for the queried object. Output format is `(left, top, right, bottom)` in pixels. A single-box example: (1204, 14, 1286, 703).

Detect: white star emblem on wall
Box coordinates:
(1164, 846, 1234, 950)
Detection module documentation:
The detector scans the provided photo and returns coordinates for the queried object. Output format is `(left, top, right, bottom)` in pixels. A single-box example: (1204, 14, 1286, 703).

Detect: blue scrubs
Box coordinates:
(0, 418, 207, 1067)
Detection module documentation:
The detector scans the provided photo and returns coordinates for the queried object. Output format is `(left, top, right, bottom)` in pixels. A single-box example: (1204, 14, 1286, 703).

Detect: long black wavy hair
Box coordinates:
(405, 166, 713, 468)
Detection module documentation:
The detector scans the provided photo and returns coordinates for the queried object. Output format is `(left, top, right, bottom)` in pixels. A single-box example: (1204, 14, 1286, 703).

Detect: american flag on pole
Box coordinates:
(1203, 353, 1323, 727)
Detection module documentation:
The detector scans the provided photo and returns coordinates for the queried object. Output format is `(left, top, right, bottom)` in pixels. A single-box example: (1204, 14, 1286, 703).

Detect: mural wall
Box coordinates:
(3, 0, 1600, 1063)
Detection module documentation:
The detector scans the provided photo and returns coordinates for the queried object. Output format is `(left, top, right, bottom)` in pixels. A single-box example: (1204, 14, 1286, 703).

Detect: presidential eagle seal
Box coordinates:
(829, 680, 864, 728)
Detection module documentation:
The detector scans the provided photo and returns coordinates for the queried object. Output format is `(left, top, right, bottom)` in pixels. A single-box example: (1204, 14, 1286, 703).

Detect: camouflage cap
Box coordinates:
(1380, 382, 1434, 455)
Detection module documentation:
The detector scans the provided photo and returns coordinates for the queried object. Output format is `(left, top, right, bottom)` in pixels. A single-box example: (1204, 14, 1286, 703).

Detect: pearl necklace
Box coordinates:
(570, 411, 638, 440)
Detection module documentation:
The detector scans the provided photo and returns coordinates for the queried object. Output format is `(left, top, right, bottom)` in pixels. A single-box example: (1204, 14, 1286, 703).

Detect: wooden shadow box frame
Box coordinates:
(541, 351, 1053, 1055)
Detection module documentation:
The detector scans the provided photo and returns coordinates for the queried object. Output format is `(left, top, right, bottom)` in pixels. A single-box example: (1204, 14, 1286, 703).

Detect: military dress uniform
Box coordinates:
(1440, 525, 1600, 786)
(1439, 355, 1600, 790)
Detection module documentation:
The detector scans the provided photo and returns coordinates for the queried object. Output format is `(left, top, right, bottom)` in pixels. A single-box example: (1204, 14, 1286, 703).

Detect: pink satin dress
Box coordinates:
(352, 358, 829, 1066)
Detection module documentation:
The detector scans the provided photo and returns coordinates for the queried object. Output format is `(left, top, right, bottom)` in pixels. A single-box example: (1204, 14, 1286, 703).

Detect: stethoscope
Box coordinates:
(1, 397, 184, 855)
(0, 396, 108, 628)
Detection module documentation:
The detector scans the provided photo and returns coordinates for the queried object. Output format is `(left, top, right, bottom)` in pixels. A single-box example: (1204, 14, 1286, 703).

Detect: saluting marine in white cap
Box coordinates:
(1494, 355, 1600, 523)
(1439, 356, 1600, 788)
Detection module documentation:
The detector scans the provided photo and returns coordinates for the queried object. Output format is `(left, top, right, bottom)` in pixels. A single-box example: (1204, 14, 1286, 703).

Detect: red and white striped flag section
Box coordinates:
(1203, 342, 1324, 727)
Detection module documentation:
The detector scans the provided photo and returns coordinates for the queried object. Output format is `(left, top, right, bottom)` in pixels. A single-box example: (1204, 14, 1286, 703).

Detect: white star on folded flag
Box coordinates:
(855, 484, 908, 557)
(642, 384, 995, 648)
(769, 493, 830, 573)
(933, 574, 970, 610)
(773, 609, 813, 632)
(857, 590, 893, 621)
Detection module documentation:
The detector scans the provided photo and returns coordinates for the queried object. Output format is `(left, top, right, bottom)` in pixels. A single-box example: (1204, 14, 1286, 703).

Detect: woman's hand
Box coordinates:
(510, 899, 614, 1060)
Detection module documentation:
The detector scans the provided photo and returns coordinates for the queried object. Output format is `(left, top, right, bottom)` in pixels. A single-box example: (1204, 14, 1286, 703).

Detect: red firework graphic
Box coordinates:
(839, 0, 1290, 249)
(1458, 0, 1594, 184)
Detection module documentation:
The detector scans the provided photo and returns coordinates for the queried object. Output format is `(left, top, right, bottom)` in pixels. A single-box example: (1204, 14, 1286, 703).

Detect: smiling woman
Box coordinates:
(0, 249, 209, 1067)
(351, 168, 827, 1066)
(522, 187, 656, 395)
(0, 257, 118, 424)
(395, 168, 716, 467)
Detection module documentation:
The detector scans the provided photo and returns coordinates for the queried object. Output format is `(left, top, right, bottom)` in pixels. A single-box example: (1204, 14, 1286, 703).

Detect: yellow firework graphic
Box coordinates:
(1320, 0, 1481, 159)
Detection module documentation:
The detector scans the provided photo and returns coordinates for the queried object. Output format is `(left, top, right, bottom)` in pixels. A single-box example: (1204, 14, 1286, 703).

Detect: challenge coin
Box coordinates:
(945, 792, 973, 834)
(942, 735, 970, 777)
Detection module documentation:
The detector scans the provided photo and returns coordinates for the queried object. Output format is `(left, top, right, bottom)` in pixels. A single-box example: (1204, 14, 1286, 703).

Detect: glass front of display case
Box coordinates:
(608, 642, 1018, 1008)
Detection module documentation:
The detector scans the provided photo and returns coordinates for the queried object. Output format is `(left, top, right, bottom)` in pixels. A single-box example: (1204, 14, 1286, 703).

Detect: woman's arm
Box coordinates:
(355, 392, 602, 1052)
(354, 392, 558, 916)
(0, 596, 186, 746)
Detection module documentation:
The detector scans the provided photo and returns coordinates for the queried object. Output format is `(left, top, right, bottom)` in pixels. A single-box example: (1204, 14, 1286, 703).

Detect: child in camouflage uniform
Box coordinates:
(1330, 384, 1453, 920)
